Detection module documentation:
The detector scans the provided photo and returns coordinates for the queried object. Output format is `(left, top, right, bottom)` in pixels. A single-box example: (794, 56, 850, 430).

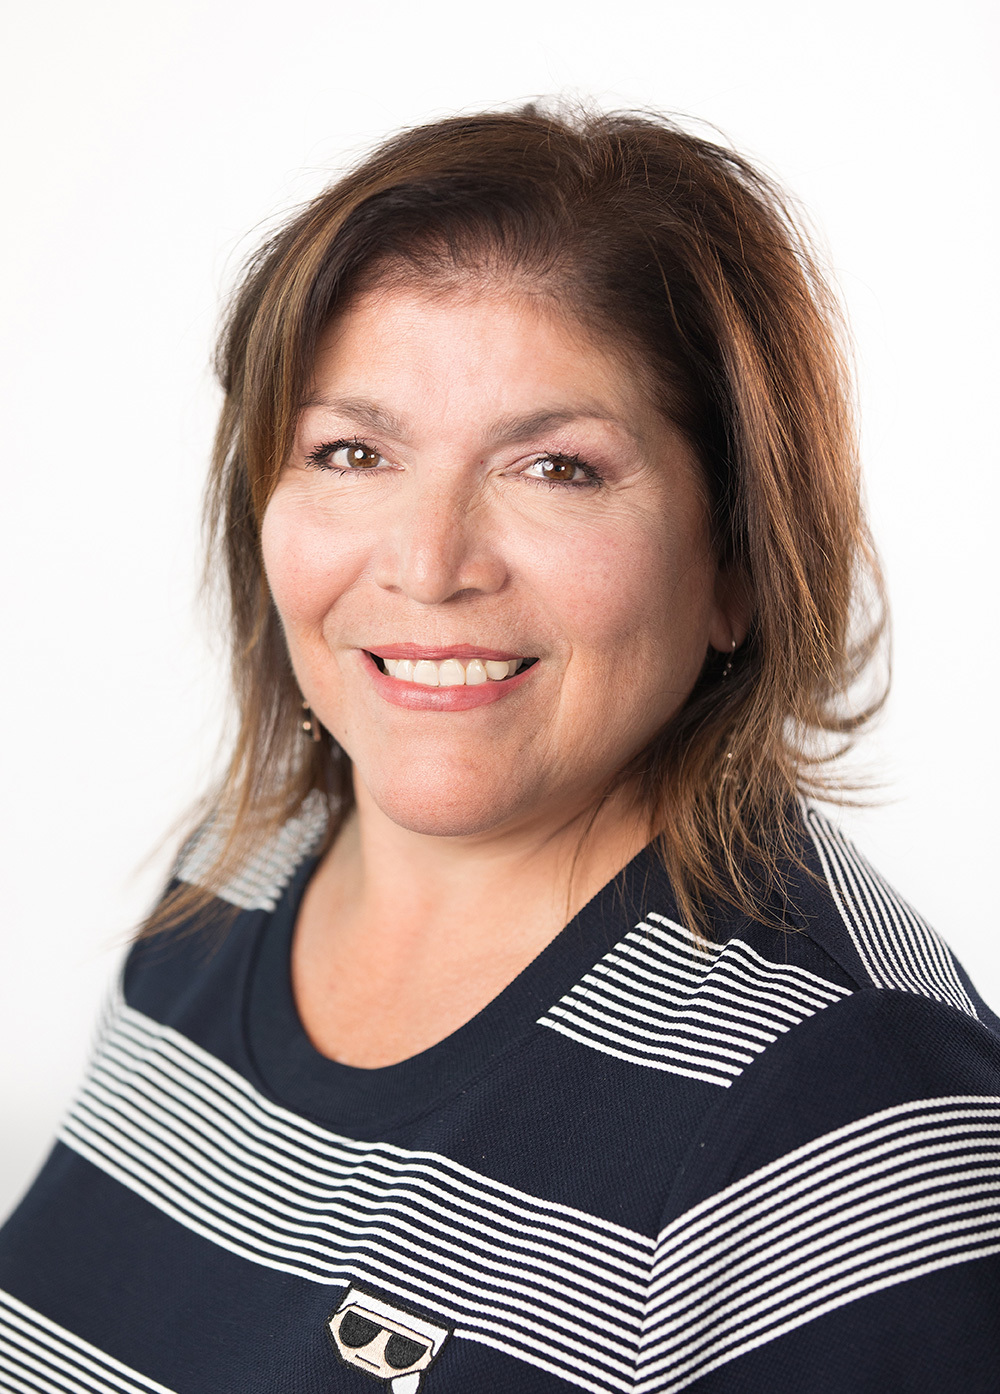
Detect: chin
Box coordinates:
(361, 773, 530, 840)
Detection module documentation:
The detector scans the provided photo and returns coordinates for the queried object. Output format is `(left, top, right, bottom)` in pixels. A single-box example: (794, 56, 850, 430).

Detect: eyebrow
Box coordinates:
(301, 396, 404, 436)
(483, 407, 642, 447)
(301, 396, 643, 447)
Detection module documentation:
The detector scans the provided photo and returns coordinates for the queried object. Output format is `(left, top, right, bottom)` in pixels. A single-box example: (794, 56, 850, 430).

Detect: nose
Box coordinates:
(373, 466, 508, 604)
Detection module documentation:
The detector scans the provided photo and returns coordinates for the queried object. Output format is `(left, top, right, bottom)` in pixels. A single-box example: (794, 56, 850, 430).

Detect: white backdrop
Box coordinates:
(2, 0, 997, 1220)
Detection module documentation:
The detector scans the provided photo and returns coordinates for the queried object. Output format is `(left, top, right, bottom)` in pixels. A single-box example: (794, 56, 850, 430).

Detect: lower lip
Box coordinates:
(362, 651, 538, 710)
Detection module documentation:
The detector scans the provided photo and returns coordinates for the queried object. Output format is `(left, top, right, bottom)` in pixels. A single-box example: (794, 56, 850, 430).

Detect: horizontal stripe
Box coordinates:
(804, 806, 977, 1018)
(0, 1288, 175, 1394)
(636, 1096, 1000, 1392)
(175, 791, 328, 911)
(540, 911, 851, 1086)
(60, 1001, 653, 1393)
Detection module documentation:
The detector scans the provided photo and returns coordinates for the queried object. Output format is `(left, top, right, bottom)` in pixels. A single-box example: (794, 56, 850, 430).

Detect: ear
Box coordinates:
(708, 563, 752, 654)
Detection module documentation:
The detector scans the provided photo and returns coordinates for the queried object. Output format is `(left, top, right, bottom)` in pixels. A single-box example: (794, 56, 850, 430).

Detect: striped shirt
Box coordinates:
(1, 801, 998, 1392)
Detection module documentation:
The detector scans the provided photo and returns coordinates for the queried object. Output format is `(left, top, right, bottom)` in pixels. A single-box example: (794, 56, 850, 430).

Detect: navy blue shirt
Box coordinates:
(2, 801, 999, 1392)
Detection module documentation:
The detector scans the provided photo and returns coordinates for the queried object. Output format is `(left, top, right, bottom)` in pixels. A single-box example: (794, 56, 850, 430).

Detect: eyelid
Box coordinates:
(304, 438, 603, 486)
(306, 437, 391, 470)
(519, 451, 603, 486)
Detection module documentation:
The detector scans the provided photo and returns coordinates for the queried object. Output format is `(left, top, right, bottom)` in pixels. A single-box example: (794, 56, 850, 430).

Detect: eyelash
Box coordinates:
(306, 438, 381, 473)
(526, 451, 603, 489)
(304, 438, 604, 489)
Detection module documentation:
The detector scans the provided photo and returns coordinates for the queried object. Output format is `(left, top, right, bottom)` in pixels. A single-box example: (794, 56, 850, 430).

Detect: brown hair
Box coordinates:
(148, 102, 887, 936)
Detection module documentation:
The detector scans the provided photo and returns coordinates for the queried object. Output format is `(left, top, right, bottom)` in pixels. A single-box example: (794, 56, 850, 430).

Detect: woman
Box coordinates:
(1, 105, 997, 1393)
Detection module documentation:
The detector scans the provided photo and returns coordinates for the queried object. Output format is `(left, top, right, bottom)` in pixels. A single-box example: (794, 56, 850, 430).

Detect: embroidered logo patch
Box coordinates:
(328, 1287, 450, 1392)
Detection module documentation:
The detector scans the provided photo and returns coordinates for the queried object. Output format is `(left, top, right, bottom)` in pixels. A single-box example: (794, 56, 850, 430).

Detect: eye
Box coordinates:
(522, 453, 599, 486)
(385, 1334, 427, 1369)
(338, 1312, 382, 1347)
(307, 439, 386, 471)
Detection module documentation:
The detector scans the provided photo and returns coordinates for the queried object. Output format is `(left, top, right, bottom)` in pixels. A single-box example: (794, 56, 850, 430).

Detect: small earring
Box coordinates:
(721, 638, 737, 681)
(301, 699, 321, 742)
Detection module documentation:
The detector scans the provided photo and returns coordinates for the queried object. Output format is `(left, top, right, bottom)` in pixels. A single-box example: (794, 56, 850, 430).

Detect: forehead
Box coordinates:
(306, 282, 663, 435)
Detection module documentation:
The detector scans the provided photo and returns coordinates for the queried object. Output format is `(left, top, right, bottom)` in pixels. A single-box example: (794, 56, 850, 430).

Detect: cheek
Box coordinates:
(521, 508, 714, 667)
(260, 496, 358, 627)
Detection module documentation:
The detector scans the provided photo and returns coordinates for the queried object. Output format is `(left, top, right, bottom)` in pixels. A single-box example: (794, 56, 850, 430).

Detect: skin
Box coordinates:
(261, 282, 743, 1067)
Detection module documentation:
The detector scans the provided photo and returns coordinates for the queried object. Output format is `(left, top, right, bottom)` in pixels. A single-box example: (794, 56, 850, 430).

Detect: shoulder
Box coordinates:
(678, 800, 1000, 1169)
(629, 816, 1000, 1391)
(638, 987, 1000, 1390)
(669, 987, 1000, 1204)
(791, 802, 999, 1028)
(170, 789, 329, 913)
(540, 801, 1000, 1100)
(120, 793, 328, 1059)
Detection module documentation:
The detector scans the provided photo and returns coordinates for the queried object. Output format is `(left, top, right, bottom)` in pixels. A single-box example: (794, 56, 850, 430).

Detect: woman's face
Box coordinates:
(262, 282, 735, 841)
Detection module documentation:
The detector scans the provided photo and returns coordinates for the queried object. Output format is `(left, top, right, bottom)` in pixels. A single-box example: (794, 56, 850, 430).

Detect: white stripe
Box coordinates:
(579, 972, 775, 1049)
(804, 806, 977, 1017)
(541, 1018, 738, 1086)
(62, 1129, 641, 1382)
(0, 1289, 175, 1394)
(540, 911, 850, 1085)
(634, 1097, 1000, 1392)
(58, 1001, 653, 1392)
(648, 1139, 999, 1315)
(0, 1366, 70, 1394)
(63, 1118, 640, 1390)
(599, 950, 820, 1030)
(650, 1138, 1000, 1307)
(818, 834, 935, 996)
(642, 1239, 1000, 1394)
(587, 963, 781, 1045)
(644, 917, 848, 1003)
(640, 1218, 1000, 1392)
(546, 999, 752, 1067)
(174, 790, 328, 911)
(66, 1082, 641, 1347)
(572, 980, 766, 1053)
(650, 1098, 997, 1271)
(657, 1176, 999, 1339)
(558, 993, 756, 1063)
(104, 1006, 649, 1261)
(77, 1036, 649, 1300)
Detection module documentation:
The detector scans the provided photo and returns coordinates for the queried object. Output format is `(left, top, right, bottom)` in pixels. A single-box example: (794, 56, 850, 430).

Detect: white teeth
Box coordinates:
(465, 659, 488, 685)
(377, 654, 528, 687)
(412, 660, 440, 686)
(438, 659, 466, 687)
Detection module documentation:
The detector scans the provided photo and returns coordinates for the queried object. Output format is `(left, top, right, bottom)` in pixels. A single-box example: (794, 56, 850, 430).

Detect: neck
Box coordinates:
(291, 776, 654, 1067)
(321, 774, 652, 955)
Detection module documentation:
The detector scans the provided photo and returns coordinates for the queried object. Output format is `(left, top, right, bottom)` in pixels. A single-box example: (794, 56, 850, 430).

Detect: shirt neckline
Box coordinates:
(243, 840, 678, 1135)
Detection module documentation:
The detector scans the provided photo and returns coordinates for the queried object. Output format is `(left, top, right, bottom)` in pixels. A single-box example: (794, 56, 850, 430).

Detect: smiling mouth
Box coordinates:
(368, 654, 539, 687)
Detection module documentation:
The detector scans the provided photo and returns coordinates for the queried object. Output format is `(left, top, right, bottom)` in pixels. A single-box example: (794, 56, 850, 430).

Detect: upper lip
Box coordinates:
(366, 644, 531, 661)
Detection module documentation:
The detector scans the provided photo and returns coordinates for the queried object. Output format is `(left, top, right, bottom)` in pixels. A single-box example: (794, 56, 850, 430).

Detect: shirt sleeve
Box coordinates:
(636, 988, 1000, 1393)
